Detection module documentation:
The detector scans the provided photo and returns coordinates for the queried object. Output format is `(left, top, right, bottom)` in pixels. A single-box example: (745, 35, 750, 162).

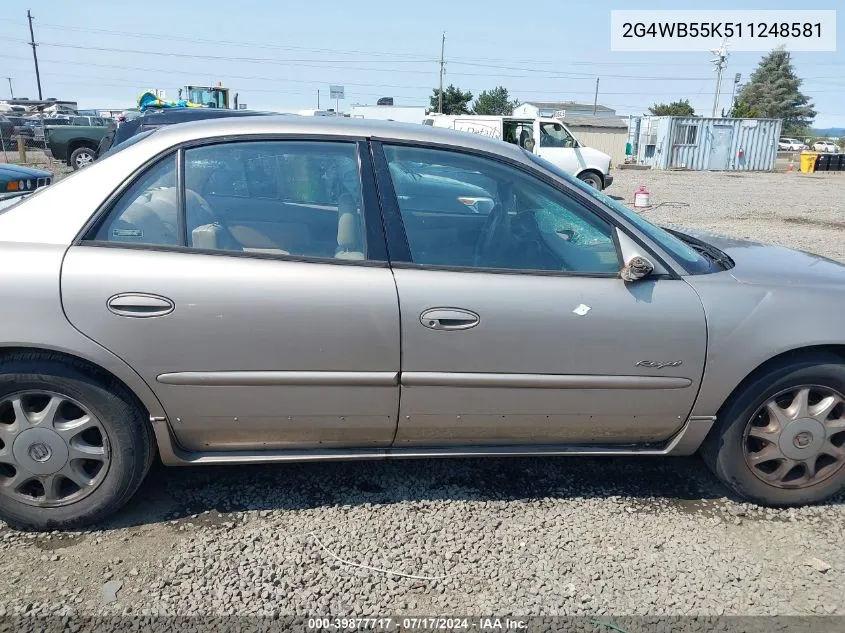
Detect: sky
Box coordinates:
(0, 0, 842, 128)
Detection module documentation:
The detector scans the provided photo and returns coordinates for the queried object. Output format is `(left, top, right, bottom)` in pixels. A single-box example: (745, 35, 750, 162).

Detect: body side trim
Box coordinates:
(156, 370, 399, 387)
(400, 372, 692, 390)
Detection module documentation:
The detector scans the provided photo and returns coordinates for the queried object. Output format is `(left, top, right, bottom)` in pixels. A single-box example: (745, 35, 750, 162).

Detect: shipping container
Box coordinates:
(631, 116, 782, 171)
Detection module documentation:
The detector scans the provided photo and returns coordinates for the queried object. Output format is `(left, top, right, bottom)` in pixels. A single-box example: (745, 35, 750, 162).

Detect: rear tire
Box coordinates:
(701, 354, 845, 506)
(69, 147, 96, 170)
(0, 355, 154, 530)
(577, 171, 603, 190)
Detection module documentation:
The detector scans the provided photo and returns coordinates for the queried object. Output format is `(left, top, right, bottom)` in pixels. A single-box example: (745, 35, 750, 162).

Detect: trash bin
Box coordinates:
(816, 153, 831, 172)
(799, 151, 818, 173)
(836, 154, 845, 172)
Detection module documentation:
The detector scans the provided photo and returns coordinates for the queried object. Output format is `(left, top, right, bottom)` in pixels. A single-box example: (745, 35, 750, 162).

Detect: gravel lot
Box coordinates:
(1, 169, 844, 620)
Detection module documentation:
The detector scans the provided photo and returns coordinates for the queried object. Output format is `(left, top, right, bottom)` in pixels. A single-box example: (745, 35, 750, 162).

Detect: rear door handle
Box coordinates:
(107, 293, 174, 318)
(420, 308, 480, 331)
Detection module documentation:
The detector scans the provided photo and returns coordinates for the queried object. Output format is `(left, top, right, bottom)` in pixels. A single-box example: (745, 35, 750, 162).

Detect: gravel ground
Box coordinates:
(611, 169, 845, 263)
(1, 169, 844, 620)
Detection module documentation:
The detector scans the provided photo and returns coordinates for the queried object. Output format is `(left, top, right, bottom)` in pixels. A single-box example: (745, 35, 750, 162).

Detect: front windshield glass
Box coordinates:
(523, 151, 713, 274)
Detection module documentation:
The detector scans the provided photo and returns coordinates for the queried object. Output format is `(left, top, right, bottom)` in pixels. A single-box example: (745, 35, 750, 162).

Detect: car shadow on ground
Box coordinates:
(101, 454, 769, 530)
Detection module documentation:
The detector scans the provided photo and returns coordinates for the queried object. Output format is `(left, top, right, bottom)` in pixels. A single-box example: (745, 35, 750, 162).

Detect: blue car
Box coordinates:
(0, 163, 52, 195)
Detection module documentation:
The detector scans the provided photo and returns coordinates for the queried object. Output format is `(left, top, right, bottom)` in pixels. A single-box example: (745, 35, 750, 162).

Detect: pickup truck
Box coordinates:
(44, 124, 113, 170)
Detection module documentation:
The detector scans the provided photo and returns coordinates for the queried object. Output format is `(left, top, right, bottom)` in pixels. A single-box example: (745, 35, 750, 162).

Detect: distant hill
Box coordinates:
(812, 127, 844, 137)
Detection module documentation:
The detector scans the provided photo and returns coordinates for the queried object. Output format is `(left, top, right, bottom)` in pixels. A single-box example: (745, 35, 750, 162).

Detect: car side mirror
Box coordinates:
(620, 256, 655, 282)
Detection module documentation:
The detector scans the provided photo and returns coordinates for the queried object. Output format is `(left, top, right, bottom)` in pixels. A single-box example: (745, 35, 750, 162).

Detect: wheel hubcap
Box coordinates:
(744, 385, 845, 489)
(76, 153, 93, 167)
(0, 391, 110, 507)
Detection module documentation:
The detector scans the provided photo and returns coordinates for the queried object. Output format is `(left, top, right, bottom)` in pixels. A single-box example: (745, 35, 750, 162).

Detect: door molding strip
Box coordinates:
(156, 371, 399, 387)
(400, 372, 692, 390)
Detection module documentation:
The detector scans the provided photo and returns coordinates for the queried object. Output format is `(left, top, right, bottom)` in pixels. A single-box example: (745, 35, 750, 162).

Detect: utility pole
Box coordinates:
(438, 32, 446, 114)
(728, 72, 741, 116)
(592, 77, 600, 115)
(6, 77, 13, 99)
(27, 10, 43, 100)
(710, 39, 728, 117)
(317, 89, 320, 109)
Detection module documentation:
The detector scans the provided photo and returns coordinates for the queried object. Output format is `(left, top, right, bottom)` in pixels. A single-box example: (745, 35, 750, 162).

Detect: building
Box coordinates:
(631, 116, 782, 171)
(349, 104, 428, 124)
(513, 101, 616, 119)
(562, 115, 630, 166)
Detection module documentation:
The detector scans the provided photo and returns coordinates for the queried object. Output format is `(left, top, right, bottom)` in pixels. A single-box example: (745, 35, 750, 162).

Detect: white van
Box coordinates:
(423, 115, 613, 190)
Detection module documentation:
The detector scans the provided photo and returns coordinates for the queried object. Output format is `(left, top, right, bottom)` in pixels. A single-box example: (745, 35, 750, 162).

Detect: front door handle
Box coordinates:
(420, 308, 480, 331)
(107, 293, 174, 318)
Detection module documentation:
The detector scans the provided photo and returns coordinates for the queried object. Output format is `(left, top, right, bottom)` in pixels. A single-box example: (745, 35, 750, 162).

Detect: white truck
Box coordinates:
(422, 114, 613, 190)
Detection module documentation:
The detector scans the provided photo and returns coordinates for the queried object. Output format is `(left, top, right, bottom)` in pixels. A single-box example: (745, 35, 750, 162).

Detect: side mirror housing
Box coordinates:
(620, 255, 655, 282)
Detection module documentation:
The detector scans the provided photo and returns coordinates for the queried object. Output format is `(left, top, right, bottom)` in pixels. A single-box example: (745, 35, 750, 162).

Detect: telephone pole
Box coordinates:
(728, 72, 741, 116)
(710, 39, 728, 117)
(592, 77, 600, 115)
(438, 32, 446, 114)
(27, 10, 43, 100)
(6, 77, 13, 99)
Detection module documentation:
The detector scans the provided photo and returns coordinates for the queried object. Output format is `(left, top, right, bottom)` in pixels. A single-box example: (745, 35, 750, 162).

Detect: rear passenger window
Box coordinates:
(93, 141, 368, 263)
(184, 141, 365, 259)
(94, 155, 179, 246)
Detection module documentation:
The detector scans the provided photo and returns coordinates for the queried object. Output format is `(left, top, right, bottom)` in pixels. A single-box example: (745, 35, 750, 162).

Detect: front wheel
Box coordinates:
(577, 171, 603, 190)
(0, 356, 154, 530)
(702, 355, 845, 506)
(69, 147, 96, 170)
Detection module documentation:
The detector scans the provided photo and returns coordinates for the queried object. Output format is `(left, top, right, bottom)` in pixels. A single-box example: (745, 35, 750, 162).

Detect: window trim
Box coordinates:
(371, 139, 639, 279)
(75, 134, 389, 265)
(673, 122, 699, 147)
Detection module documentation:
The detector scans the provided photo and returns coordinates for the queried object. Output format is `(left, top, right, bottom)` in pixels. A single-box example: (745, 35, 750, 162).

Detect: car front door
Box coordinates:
(534, 120, 582, 175)
(374, 142, 707, 447)
(61, 138, 400, 451)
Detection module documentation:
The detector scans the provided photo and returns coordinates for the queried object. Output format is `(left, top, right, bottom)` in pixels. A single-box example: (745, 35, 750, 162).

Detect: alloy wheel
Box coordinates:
(0, 391, 110, 507)
(744, 385, 845, 489)
(75, 152, 94, 168)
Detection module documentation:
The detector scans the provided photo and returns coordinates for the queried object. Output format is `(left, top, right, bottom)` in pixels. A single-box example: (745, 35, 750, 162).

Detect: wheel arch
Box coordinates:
(576, 168, 605, 187)
(716, 344, 845, 418)
(0, 345, 163, 424)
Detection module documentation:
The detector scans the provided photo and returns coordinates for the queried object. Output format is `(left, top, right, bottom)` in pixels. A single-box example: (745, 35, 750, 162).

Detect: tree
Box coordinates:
(727, 99, 760, 118)
(736, 47, 815, 135)
(648, 99, 695, 116)
(472, 86, 519, 115)
(430, 84, 473, 115)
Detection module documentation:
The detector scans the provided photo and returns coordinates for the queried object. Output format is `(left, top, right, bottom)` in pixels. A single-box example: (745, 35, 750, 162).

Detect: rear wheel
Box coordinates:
(69, 146, 96, 170)
(0, 356, 154, 530)
(577, 171, 603, 190)
(702, 355, 845, 506)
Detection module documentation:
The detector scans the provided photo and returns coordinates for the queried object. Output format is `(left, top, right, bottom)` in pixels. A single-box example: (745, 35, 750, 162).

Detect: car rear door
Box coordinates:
(373, 141, 707, 447)
(61, 138, 400, 452)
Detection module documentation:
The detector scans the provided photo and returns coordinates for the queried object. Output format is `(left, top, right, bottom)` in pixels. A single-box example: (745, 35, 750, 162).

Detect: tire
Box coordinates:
(577, 171, 603, 190)
(0, 354, 154, 530)
(701, 353, 845, 506)
(69, 146, 97, 170)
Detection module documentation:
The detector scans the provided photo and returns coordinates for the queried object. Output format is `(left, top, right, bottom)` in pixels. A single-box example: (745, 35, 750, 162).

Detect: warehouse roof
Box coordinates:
(561, 115, 628, 129)
(525, 101, 615, 113)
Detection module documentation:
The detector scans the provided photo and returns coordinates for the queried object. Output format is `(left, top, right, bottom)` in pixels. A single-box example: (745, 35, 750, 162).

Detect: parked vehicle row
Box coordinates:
(0, 116, 843, 530)
(814, 140, 840, 153)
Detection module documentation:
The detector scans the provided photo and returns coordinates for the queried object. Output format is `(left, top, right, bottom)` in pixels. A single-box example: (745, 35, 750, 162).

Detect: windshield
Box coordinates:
(523, 151, 713, 274)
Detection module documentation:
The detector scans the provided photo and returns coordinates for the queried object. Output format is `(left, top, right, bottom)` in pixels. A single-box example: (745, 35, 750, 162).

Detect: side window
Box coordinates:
(539, 122, 577, 148)
(184, 141, 365, 259)
(383, 145, 620, 274)
(93, 155, 179, 246)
